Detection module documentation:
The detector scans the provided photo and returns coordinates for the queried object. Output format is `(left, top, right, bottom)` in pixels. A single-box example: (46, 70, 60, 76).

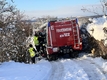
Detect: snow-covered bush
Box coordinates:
(0, 0, 33, 63)
(86, 16, 107, 58)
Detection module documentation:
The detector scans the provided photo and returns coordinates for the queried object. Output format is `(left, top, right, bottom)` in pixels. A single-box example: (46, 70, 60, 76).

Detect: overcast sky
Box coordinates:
(7, 0, 101, 18)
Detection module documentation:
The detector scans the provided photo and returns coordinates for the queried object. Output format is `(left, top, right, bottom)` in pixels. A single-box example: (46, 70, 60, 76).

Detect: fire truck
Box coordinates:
(44, 18, 82, 60)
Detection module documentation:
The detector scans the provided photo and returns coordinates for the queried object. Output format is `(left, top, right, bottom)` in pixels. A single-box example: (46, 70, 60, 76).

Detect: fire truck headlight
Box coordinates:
(53, 47, 59, 52)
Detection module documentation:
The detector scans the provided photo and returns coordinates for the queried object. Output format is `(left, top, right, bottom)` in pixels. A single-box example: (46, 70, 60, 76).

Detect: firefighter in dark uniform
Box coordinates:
(38, 29, 46, 57)
(28, 44, 38, 63)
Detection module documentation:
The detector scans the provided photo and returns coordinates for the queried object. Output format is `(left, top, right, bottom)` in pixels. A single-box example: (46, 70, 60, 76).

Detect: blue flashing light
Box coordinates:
(76, 18, 78, 24)
(48, 22, 50, 27)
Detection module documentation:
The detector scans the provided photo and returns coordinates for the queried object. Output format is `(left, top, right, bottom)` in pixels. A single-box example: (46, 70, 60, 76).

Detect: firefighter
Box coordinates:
(28, 44, 38, 63)
(38, 29, 46, 57)
(33, 32, 40, 52)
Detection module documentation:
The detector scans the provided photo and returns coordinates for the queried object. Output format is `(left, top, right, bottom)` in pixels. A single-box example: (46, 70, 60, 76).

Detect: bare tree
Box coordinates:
(100, 0, 107, 15)
(11, 0, 14, 3)
(81, 6, 100, 15)
(81, 0, 107, 16)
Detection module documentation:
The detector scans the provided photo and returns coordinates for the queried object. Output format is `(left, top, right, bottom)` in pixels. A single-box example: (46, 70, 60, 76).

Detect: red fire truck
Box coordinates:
(45, 19, 82, 60)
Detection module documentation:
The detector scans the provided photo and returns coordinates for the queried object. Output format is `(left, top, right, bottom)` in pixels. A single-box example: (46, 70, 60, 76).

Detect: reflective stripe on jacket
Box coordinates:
(33, 36, 39, 45)
(28, 47, 36, 57)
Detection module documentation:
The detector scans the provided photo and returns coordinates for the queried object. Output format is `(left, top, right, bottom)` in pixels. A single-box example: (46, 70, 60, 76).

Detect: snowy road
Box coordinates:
(48, 61, 64, 80)
(47, 59, 89, 80)
(74, 58, 107, 80)
(1, 56, 107, 80)
(46, 56, 107, 80)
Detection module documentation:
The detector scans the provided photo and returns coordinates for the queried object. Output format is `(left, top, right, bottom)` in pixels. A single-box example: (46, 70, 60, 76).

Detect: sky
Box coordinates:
(7, 0, 101, 18)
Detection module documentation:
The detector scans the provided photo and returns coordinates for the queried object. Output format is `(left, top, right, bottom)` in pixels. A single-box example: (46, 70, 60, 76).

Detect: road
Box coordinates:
(46, 57, 107, 80)
(74, 58, 107, 80)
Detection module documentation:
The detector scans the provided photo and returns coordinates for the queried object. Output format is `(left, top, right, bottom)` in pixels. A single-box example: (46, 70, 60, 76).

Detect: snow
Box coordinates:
(0, 59, 86, 80)
(87, 16, 107, 41)
(0, 60, 51, 80)
(0, 56, 107, 80)
(60, 59, 88, 80)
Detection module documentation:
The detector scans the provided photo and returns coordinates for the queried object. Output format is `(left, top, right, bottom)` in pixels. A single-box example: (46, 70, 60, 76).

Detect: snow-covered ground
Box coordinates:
(0, 55, 107, 80)
(0, 16, 107, 80)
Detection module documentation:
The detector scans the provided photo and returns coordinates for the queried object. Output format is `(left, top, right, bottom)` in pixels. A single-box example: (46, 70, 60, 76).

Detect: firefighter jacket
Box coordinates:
(28, 47, 36, 57)
(33, 36, 39, 46)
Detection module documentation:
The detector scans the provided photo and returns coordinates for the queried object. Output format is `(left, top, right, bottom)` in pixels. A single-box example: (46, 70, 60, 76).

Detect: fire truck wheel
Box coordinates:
(47, 54, 58, 61)
(69, 51, 79, 58)
(69, 53, 75, 58)
(47, 55, 52, 61)
(53, 54, 58, 60)
(73, 51, 79, 58)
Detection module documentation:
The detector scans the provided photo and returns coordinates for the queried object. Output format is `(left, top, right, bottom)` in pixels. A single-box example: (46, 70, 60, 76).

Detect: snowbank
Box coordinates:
(87, 16, 107, 41)
(0, 60, 51, 80)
